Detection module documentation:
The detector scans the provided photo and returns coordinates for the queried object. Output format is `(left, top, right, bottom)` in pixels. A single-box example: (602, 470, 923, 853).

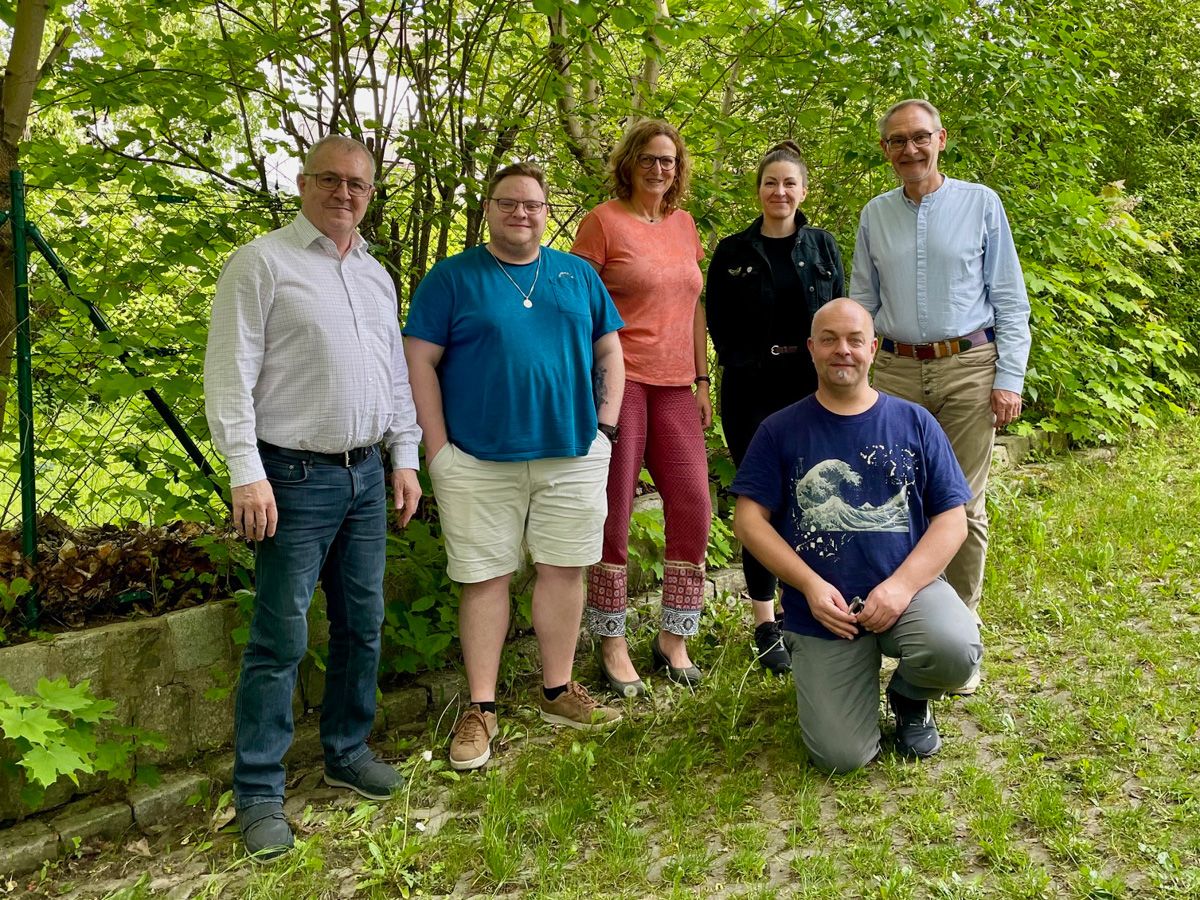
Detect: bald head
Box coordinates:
(811, 298, 875, 341)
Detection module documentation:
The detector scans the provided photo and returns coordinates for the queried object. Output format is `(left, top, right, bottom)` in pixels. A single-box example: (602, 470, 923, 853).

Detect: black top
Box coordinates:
(706, 211, 846, 370)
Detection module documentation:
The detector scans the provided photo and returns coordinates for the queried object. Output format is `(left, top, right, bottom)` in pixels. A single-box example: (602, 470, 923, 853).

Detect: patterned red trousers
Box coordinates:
(586, 381, 711, 637)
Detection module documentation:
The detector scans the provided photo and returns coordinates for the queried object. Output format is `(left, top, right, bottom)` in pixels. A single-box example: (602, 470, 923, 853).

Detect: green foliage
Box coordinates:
(0, 676, 164, 810)
(1019, 183, 1193, 442)
(381, 518, 460, 676)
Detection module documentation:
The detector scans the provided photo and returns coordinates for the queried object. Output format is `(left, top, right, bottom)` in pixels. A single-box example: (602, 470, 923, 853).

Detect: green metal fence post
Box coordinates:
(10, 170, 37, 570)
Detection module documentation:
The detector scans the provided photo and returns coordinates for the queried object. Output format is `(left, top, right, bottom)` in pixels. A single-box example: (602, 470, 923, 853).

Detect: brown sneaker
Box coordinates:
(538, 681, 622, 730)
(449, 705, 498, 771)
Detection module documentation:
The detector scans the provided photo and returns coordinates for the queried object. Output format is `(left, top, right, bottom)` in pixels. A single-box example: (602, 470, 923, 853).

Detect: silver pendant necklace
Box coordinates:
(488, 246, 541, 308)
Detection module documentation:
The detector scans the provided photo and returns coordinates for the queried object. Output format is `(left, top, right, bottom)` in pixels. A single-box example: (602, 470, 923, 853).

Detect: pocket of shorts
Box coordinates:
(428, 442, 454, 474)
(263, 457, 308, 485)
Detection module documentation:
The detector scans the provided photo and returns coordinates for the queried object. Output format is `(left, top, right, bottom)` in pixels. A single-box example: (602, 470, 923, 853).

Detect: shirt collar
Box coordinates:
(292, 213, 365, 256)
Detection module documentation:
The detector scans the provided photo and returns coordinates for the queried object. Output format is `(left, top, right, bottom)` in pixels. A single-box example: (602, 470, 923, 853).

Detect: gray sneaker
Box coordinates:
(324, 751, 404, 801)
(238, 803, 294, 863)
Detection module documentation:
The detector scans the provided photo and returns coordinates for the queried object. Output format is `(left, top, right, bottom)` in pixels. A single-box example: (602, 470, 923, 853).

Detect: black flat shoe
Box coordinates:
(596, 645, 646, 698)
(651, 635, 702, 686)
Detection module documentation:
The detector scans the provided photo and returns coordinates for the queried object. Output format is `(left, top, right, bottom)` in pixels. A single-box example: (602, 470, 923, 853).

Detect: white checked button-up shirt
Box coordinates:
(204, 214, 421, 487)
(849, 177, 1032, 394)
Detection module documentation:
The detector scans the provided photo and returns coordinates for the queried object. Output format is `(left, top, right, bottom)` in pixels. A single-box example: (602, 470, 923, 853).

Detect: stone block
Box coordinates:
(995, 434, 1033, 467)
(710, 568, 747, 597)
(45, 631, 108, 696)
(297, 656, 327, 714)
(199, 752, 234, 788)
(415, 669, 468, 724)
(166, 602, 233, 673)
(376, 688, 428, 732)
(128, 772, 210, 826)
(51, 799, 133, 850)
(0, 641, 50, 696)
(183, 671, 234, 755)
(102, 619, 173, 697)
(132, 682, 193, 766)
(283, 719, 323, 767)
(991, 443, 1011, 471)
(0, 820, 58, 876)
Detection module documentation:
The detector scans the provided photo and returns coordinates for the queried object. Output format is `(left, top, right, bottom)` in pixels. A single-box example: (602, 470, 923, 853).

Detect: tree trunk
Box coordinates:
(0, 0, 53, 430)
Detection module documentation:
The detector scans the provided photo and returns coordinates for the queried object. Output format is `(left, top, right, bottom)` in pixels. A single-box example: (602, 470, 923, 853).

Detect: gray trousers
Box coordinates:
(782, 579, 981, 774)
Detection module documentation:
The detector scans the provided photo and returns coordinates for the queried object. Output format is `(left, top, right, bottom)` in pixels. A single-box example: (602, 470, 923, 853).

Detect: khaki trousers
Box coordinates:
(870, 343, 997, 613)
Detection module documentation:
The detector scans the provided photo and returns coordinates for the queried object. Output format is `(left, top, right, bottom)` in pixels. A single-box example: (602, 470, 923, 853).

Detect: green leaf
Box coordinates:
(0, 705, 62, 747)
(20, 743, 92, 788)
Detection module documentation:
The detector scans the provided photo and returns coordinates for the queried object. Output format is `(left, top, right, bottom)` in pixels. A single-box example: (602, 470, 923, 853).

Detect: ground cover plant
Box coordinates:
(15, 417, 1197, 898)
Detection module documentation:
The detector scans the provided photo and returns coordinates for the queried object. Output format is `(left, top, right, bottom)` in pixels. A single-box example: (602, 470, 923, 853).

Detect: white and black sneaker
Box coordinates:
(888, 688, 942, 759)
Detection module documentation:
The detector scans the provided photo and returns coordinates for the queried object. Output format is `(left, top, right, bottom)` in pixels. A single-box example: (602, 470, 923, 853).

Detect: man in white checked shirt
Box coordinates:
(204, 135, 421, 862)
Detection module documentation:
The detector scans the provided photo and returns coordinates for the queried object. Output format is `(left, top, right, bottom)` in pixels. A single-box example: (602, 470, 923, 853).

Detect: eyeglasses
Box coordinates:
(636, 153, 677, 170)
(490, 198, 550, 214)
(303, 172, 374, 196)
(883, 131, 939, 152)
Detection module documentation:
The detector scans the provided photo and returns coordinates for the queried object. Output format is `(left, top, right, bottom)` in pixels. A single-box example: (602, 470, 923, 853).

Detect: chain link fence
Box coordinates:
(1, 180, 292, 534)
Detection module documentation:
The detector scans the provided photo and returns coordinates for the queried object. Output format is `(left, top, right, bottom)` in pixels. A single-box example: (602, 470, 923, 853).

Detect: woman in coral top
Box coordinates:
(572, 119, 712, 696)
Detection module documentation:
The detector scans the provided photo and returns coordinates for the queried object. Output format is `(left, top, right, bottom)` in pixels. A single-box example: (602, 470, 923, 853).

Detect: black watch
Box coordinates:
(598, 423, 620, 444)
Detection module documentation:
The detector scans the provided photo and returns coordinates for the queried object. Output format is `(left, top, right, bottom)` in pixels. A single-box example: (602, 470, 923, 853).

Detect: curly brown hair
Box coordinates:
(607, 119, 691, 214)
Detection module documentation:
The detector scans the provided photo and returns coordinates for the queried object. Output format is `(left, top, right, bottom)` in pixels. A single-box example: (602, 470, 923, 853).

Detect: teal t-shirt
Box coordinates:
(403, 245, 624, 461)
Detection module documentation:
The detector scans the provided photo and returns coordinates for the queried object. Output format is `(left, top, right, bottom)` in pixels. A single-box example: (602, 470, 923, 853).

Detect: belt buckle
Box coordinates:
(344, 450, 351, 467)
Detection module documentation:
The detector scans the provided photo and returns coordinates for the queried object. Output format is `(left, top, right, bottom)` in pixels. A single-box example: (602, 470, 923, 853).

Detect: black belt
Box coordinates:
(258, 441, 377, 467)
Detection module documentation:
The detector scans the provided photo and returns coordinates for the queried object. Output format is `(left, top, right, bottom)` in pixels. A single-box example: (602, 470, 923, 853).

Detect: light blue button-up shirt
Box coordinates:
(849, 177, 1031, 395)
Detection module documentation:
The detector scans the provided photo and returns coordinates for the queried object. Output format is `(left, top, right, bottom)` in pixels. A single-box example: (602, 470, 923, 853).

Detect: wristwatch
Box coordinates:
(598, 423, 620, 443)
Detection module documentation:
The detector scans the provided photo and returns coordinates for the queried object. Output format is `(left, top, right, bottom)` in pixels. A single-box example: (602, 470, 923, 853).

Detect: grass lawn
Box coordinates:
(53, 419, 1200, 898)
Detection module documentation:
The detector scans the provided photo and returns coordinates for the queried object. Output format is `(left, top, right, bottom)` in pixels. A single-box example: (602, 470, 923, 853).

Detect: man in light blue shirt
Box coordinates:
(850, 99, 1031, 686)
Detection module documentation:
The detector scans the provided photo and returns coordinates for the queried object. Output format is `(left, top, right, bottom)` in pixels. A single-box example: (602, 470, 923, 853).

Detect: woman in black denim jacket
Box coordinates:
(706, 141, 845, 674)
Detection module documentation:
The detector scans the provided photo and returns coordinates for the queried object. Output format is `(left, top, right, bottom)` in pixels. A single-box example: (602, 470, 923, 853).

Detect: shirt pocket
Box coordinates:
(551, 273, 591, 318)
(813, 263, 836, 302)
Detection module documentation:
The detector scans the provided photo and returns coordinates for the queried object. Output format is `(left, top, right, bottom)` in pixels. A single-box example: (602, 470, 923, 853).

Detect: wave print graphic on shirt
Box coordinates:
(791, 452, 914, 559)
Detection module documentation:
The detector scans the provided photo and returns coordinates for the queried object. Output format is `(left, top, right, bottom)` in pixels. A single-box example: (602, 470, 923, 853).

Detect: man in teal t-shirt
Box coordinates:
(405, 163, 626, 772)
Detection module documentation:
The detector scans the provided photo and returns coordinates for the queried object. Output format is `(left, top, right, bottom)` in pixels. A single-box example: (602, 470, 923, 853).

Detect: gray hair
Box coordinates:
(304, 135, 376, 180)
(877, 100, 943, 138)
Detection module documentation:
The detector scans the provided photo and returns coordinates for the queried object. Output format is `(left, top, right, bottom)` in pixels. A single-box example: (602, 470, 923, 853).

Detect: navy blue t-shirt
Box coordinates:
(731, 392, 971, 639)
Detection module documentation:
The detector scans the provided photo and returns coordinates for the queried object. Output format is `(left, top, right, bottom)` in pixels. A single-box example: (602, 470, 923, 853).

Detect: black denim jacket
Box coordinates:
(706, 211, 845, 369)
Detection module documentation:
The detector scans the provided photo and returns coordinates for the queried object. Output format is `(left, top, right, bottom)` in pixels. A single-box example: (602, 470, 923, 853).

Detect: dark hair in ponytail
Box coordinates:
(756, 140, 808, 188)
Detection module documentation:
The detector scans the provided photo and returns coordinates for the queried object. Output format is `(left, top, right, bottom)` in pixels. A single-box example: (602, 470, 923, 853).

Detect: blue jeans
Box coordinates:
(233, 445, 387, 810)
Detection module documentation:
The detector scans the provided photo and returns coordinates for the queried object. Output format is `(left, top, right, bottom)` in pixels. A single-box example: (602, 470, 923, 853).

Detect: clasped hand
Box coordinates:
(804, 575, 914, 639)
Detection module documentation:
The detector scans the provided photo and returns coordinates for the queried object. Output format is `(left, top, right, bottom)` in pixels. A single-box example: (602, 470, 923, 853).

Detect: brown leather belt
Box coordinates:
(880, 327, 995, 360)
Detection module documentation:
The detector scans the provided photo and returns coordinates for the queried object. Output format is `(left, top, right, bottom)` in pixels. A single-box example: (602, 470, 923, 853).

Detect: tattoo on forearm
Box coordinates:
(593, 364, 608, 409)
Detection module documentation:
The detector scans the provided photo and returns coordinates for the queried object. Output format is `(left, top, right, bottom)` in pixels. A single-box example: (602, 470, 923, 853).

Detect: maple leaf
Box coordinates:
(0, 705, 62, 747)
(20, 743, 92, 787)
(36, 678, 114, 722)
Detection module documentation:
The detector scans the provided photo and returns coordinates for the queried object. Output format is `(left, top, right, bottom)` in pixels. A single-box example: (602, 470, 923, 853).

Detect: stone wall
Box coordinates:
(0, 597, 332, 825)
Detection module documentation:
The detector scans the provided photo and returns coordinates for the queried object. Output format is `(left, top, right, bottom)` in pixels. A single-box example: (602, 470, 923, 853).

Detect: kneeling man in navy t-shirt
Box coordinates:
(733, 298, 981, 773)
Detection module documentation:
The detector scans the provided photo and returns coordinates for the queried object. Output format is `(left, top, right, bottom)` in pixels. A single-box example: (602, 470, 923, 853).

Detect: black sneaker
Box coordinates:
(324, 751, 404, 800)
(888, 688, 942, 759)
(754, 621, 791, 675)
(238, 803, 294, 863)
